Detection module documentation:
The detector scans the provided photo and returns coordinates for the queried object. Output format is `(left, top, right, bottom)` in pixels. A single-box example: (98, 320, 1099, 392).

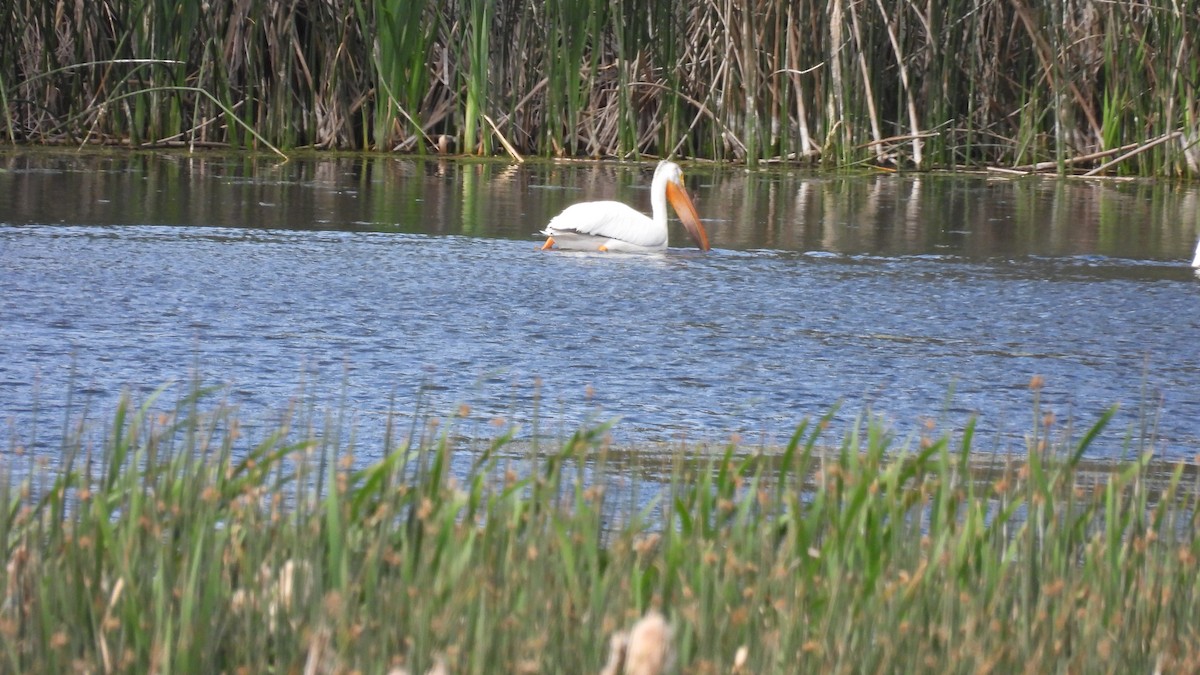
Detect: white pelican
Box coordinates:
(540, 160, 710, 253)
(1193, 237, 1200, 268)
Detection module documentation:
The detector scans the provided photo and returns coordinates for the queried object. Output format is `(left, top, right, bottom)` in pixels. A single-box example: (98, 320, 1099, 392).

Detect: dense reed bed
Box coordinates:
(2, 1, 1198, 174)
(2, 383, 1199, 672)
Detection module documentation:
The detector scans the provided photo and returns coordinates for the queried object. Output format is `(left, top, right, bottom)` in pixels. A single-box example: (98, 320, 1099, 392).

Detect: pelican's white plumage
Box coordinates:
(540, 161, 709, 253)
(1192, 237, 1200, 268)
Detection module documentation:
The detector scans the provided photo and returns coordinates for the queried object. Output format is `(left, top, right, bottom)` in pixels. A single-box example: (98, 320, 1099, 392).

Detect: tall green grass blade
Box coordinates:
(1071, 405, 1118, 466)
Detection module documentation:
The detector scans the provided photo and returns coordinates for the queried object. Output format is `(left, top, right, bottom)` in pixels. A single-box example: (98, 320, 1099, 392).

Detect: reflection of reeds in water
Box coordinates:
(2, 381, 1200, 671)
(2, 1, 1198, 173)
(2, 151, 1196, 259)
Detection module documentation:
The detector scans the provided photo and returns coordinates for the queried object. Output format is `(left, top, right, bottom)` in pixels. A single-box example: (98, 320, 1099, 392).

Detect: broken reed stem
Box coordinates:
(1082, 132, 1183, 177)
(1011, 141, 1141, 172)
(483, 114, 524, 162)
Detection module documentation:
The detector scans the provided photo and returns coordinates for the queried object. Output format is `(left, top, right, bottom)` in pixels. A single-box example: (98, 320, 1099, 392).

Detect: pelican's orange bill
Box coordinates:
(666, 181, 710, 251)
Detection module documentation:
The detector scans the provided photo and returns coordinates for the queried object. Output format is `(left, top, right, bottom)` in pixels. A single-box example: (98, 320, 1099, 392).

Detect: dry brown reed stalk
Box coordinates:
(846, 0, 884, 164)
(302, 625, 338, 675)
(873, 0, 922, 167)
(598, 630, 629, 675)
(2, 544, 32, 619)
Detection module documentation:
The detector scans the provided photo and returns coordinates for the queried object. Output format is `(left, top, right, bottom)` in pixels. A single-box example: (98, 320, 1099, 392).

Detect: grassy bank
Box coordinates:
(2, 1, 1198, 175)
(2, 386, 1199, 673)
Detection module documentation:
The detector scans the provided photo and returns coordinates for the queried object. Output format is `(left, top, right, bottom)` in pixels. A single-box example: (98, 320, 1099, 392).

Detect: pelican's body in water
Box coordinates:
(1193, 237, 1200, 269)
(540, 161, 710, 253)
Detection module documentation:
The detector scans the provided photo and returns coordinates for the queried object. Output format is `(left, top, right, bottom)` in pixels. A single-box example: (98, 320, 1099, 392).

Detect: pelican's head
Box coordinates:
(656, 161, 710, 251)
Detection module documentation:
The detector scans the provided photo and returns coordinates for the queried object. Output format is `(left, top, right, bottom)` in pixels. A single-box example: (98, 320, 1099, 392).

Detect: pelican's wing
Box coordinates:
(542, 201, 665, 250)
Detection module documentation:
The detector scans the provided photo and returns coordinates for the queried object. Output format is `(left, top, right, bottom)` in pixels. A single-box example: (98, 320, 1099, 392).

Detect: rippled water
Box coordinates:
(2, 151, 1199, 460)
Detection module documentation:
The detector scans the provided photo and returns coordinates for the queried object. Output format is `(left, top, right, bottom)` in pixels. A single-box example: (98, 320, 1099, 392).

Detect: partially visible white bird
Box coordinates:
(540, 160, 710, 253)
(1192, 237, 1200, 268)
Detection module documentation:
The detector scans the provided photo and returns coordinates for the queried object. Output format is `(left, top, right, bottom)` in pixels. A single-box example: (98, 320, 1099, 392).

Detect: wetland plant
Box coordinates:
(1, 386, 1199, 672)
(1, 0, 1197, 174)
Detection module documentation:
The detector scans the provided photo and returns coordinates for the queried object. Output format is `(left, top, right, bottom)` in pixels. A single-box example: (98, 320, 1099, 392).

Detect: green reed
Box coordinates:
(462, 0, 492, 157)
(2, 379, 1199, 673)
(371, 0, 434, 151)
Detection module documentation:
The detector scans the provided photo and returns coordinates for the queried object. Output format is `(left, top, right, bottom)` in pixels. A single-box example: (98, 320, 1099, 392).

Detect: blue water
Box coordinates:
(2, 153, 1199, 461)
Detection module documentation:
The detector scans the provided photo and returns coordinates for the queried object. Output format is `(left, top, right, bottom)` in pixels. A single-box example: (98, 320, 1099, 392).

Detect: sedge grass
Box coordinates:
(2, 385, 1200, 672)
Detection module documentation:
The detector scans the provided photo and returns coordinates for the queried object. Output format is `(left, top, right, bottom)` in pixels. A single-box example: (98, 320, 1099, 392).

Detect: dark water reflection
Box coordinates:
(2, 151, 1199, 462)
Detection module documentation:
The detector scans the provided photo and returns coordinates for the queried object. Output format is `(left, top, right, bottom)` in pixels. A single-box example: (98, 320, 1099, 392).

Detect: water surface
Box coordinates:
(2, 151, 1199, 461)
